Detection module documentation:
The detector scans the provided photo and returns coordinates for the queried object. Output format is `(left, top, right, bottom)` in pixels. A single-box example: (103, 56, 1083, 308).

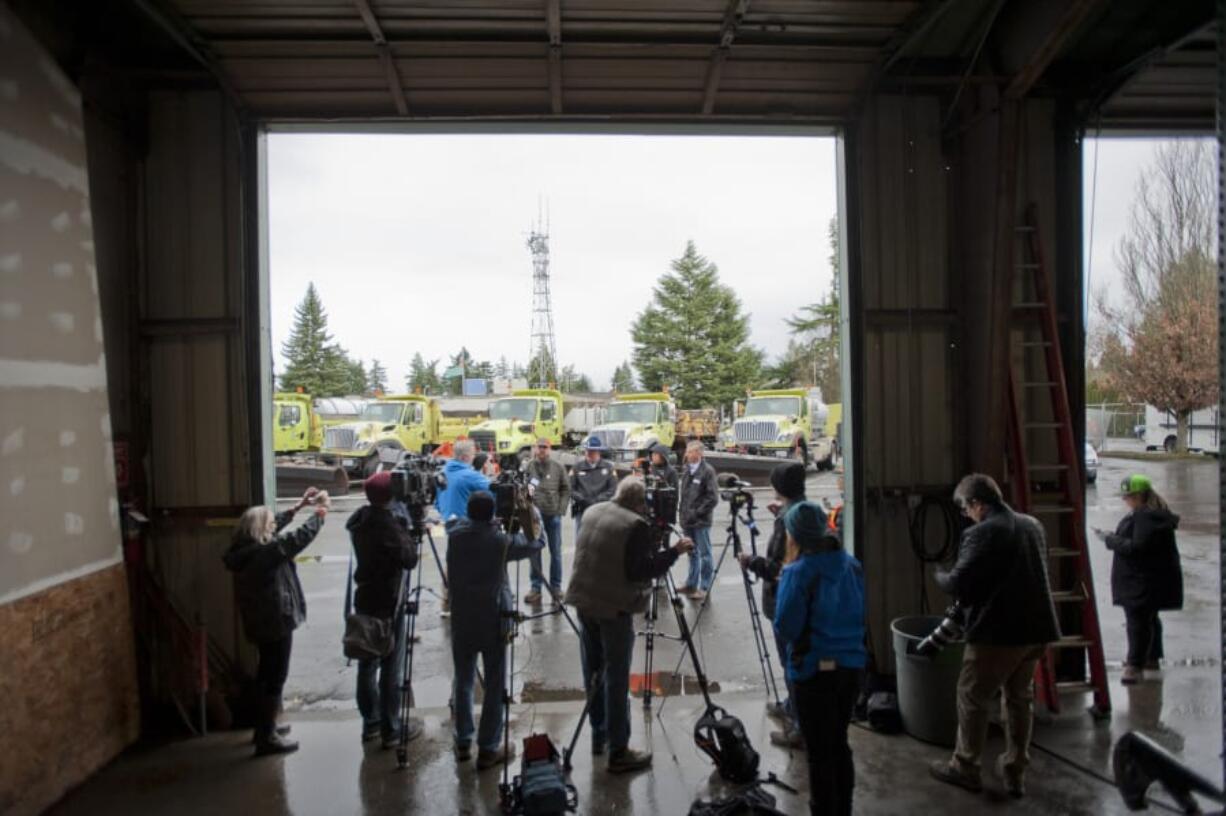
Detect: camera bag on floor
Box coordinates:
(687, 783, 786, 816)
(694, 705, 760, 784)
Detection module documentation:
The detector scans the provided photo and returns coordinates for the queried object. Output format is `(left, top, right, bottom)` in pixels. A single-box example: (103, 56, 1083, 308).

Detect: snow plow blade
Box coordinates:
(275, 461, 349, 498)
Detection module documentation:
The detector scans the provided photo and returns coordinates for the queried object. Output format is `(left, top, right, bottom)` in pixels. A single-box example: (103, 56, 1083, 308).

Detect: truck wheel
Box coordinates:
(1164, 435, 1177, 453)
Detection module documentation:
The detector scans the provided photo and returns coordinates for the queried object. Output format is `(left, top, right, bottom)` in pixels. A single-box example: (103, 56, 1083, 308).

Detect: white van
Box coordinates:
(1143, 404, 1220, 454)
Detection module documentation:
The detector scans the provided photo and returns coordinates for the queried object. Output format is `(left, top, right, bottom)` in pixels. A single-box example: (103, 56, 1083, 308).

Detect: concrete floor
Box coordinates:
(50, 456, 1221, 814)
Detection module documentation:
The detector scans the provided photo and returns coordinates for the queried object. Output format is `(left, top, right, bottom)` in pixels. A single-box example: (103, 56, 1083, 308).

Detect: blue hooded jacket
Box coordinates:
(435, 459, 490, 521)
(773, 548, 867, 682)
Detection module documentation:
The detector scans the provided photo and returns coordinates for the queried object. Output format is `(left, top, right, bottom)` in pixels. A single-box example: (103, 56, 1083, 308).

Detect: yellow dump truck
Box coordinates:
(731, 388, 834, 469)
(589, 392, 677, 461)
(467, 389, 564, 462)
(273, 392, 322, 454)
(319, 394, 441, 477)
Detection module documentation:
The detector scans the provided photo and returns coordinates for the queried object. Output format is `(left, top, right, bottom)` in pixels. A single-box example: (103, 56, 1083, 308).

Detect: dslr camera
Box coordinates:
(914, 603, 967, 657)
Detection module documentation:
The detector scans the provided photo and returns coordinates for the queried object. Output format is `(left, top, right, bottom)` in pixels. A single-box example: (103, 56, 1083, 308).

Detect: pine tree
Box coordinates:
(368, 359, 388, 395)
(406, 353, 443, 394)
(631, 241, 763, 409)
(344, 357, 369, 396)
(280, 283, 351, 396)
(611, 361, 636, 393)
(777, 216, 842, 400)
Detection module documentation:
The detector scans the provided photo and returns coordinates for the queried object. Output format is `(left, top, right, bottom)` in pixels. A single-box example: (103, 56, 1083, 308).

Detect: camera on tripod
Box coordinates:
(389, 453, 447, 522)
(716, 472, 755, 511)
(914, 602, 967, 657)
(643, 473, 677, 535)
(490, 460, 539, 539)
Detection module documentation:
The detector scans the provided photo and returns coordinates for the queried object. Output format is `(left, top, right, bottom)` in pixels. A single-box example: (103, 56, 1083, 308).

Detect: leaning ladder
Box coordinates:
(1005, 202, 1111, 717)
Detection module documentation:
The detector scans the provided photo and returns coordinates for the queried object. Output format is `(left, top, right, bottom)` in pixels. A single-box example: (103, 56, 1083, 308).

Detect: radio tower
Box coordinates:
(527, 211, 558, 389)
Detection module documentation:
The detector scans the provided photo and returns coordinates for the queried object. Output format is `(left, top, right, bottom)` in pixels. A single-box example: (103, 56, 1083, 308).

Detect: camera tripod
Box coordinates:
(662, 488, 782, 714)
(636, 526, 686, 711)
(395, 516, 437, 770)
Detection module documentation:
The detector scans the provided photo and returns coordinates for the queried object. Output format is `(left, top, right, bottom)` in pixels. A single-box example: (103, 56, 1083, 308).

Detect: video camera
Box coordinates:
(643, 473, 678, 535)
(717, 472, 755, 511)
(491, 459, 539, 539)
(389, 453, 447, 525)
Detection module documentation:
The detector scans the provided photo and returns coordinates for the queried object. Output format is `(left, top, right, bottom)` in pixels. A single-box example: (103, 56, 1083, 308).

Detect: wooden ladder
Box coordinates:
(1005, 203, 1111, 717)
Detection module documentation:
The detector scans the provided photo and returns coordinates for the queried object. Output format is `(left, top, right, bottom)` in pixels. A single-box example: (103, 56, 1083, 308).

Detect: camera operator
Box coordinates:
(346, 471, 421, 748)
(737, 461, 806, 749)
(446, 491, 542, 770)
(224, 488, 329, 757)
(525, 438, 570, 607)
(564, 478, 694, 773)
(773, 500, 866, 816)
(570, 436, 616, 537)
(678, 440, 718, 601)
(647, 443, 678, 492)
(927, 474, 1059, 800)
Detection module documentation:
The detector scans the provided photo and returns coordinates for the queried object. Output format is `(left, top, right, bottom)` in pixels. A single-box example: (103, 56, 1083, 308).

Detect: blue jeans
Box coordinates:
(684, 526, 714, 591)
(530, 513, 564, 593)
(578, 612, 636, 753)
(453, 641, 506, 751)
(574, 508, 586, 542)
(356, 612, 407, 740)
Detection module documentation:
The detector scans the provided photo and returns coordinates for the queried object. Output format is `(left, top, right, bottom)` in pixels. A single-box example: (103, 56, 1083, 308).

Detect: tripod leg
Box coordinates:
(563, 670, 603, 772)
(742, 568, 782, 707)
(396, 554, 424, 769)
(426, 529, 448, 590)
(667, 533, 735, 680)
(641, 579, 657, 709)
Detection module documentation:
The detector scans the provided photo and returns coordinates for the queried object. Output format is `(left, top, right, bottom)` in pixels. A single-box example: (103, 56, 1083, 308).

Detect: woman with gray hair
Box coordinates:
(224, 487, 330, 756)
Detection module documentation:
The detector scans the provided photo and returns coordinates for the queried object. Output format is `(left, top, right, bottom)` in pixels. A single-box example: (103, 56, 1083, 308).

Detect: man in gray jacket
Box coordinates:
(565, 478, 692, 773)
(678, 441, 719, 601)
(525, 438, 570, 605)
(570, 436, 617, 536)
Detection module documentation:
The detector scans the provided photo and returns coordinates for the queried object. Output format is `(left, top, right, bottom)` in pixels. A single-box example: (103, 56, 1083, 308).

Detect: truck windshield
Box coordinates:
(490, 398, 538, 420)
(361, 403, 405, 423)
(606, 403, 658, 424)
(745, 397, 800, 417)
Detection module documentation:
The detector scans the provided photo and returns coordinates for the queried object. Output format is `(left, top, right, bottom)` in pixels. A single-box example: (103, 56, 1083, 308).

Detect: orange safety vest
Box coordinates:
(827, 504, 843, 531)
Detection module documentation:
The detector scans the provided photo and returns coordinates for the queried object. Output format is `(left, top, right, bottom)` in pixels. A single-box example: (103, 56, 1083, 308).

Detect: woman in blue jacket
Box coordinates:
(773, 500, 866, 816)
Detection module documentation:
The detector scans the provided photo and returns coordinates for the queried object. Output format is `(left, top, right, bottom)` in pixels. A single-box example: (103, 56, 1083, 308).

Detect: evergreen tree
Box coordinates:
(368, 359, 388, 395)
(611, 360, 636, 393)
(343, 356, 369, 396)
(406, 353, 443, 394)
(527, 348, 557, 389)
(778, 216, 842, 400)
(631, 241, 763, 409)
(280, 283, 351, 396)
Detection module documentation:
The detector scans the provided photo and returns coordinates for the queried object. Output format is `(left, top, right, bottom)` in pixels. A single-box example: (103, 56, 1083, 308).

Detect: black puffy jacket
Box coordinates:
(745, 498, 802, 619)
(1106, 506, 1183, 610)
(935, 504, 1060, 646)
(224, 509, 323, 644)
(347, 503, 418, 618)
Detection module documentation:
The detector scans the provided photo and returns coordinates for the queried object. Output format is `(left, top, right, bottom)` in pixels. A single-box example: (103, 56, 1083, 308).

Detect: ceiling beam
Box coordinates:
(1003, 0, 1102, 99)
(352, 0, 409, 116)
(130, 0, 247, 115)
(546, 0, 562, 114)
(700, 0, 750, 115)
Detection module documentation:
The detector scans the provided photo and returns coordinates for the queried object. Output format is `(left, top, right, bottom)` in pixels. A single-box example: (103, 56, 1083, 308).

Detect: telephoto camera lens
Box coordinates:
(914, 604, 966, 657)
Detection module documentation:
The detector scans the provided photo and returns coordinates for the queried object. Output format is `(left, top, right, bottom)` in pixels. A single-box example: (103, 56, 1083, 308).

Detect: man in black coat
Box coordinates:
(928, 474, 1059, 799)
(347, 471, 420, 748)
(570, 436, 617, 536)
(678, 441, 719, 600)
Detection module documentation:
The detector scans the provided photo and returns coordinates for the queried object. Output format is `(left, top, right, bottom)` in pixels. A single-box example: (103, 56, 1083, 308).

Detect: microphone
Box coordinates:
(717, 472, 751, 489)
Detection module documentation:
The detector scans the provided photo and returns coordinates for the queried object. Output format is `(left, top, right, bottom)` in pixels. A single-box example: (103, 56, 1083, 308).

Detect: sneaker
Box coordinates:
(995, 755, 1025, 798)
(608, 747, 653, 774)
(688, 590, 707, 602)
(524, 590, 543, 605)
(678, 585, 697, 597)
(1144, 660, 1161, 672)
(383, 717, 423, 749)
(454, 742, 473, 762)
(1122, 665, 1143, 685)
(254, 732, 299, 757)
(477, 744, 517, 770)
(928, 759, 983, 794)
(360, 722, 381, 743)
(253, 724, 292, 745)
(765, 701, 790, 722)
(770, 729, 805, 749)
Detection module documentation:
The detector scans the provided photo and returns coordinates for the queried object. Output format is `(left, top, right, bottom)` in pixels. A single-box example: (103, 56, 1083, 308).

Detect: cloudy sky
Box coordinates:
(268, 133, 1180, 391)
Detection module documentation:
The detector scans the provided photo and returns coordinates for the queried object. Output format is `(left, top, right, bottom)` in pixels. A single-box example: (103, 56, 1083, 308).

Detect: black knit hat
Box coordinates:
(770, 462, 807, 500)
(467, 490, 496, 522)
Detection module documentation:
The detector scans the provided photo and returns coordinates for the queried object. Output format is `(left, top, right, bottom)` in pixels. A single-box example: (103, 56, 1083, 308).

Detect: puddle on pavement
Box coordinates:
(519, 673, 721, 703)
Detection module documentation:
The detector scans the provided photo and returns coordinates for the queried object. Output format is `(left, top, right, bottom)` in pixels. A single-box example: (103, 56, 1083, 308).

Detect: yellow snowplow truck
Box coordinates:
(273, 392, 323, 454)
(467, 389, 564, 463)
(319, 394, 440, 478)
(731, 388, 834, 469)
(589, 392, 677, 461)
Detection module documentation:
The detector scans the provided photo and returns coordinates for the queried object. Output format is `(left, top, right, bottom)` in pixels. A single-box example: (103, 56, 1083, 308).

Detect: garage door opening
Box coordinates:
(260, 130, 852, 713)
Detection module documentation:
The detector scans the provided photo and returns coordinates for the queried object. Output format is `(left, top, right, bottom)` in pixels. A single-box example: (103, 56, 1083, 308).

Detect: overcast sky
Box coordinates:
(268, 133, 1184, 392)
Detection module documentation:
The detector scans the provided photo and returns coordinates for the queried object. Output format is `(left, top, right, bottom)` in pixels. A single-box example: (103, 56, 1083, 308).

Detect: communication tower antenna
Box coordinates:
(527, 210, 558, 389)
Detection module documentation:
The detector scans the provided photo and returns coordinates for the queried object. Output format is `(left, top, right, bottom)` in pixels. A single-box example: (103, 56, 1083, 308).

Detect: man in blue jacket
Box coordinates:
(436, 439, 491, 522)
(774, 500, 866, 816)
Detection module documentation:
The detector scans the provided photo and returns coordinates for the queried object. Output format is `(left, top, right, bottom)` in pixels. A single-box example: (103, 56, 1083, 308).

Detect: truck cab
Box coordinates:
(273, 392, 320, 454)
(320, 394, 438, 477)
(732, 388, 834, 468)
(468, 389, 564, 461)
(589, 392, 677, 461)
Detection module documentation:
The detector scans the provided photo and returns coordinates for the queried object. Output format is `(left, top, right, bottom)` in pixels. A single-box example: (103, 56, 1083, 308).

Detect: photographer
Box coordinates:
(347, 471, 420, 748)
(525, 438, 570, 606)
(570, 436, 616, 536)
(738, 461, 806, 749)
(678, 441, 718, 601)
(446, 491, 542, 769)
(928, 474, 1059, 799)
(647, 443, 678, 493)
(224, 488, 329, 757)
(564, 478, 694, 773)
(773, 500, 866, 816)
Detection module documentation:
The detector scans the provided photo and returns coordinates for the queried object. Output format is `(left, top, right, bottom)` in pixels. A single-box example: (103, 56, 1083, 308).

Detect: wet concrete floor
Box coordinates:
(51, 456, 1221, 813)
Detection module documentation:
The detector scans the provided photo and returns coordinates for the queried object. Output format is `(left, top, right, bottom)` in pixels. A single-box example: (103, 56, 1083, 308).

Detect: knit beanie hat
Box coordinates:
(770, 462, 807, 501)
(784, 500, 828, 548)
(364, 471, 393, 505)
